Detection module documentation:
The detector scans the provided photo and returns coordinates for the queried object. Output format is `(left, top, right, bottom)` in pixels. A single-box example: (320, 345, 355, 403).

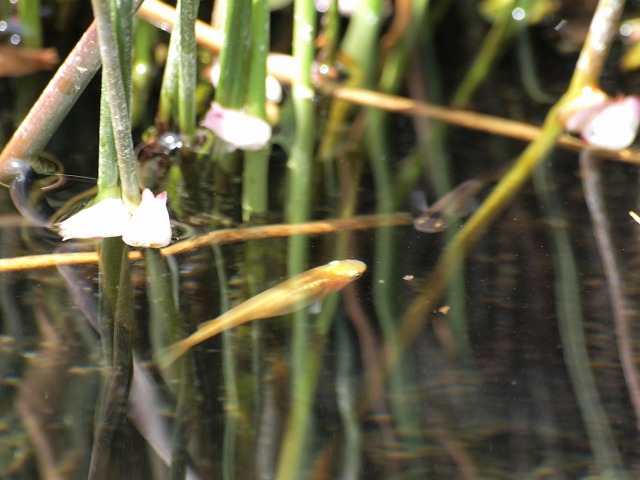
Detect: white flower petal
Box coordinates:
(201, 102, 272, 151)
(582, 96, 640, 150)
(122, 189, 172, 248)
(56, 198, 131, 241)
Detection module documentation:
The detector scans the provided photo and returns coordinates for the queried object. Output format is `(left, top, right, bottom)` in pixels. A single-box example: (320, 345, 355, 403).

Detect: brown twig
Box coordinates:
(0, 213, 412, 272)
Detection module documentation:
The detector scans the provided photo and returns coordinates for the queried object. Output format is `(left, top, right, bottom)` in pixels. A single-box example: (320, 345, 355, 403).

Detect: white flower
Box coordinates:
(56, 197, 131, 241)
(122, 189, 172, 248)
(560, 87, 640, 150)
(201, 102, 272, 151)
(581, 96, 640, 150)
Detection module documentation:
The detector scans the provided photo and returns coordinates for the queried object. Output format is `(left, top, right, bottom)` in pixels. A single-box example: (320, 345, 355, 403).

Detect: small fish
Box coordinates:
(156, 259, 367, 368)
(413, 178, 486, 233)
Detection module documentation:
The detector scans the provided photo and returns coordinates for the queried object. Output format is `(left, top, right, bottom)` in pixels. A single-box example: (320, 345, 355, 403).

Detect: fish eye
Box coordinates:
(351, 272, 361, 279)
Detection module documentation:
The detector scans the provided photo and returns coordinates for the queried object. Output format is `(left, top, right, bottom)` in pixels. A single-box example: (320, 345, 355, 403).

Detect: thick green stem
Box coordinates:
(276, 0, 316, 477)
(216, 0, 252, 108)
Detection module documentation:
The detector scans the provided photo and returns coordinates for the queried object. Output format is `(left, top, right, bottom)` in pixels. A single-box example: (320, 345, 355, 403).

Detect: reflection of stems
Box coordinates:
(90, 243, 134, 479)
(580, 150, 640, 429)
(534, 157, 626, 479)
(395, 0, 627, 380)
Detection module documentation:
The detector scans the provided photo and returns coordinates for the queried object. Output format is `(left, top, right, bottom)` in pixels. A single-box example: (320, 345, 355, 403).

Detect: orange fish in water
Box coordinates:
(156, 259, 366, 368)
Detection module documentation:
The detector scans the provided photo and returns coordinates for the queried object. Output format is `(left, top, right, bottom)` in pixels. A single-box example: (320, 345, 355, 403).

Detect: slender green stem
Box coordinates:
(177, 0, 200, 143)
(97, 75, 120, 199)
(157, 16, 181, 130)
(90, 243, 134, 480)
(91, 0, 141, 208)
(132, 20, 157, 127)
(242, 0, 270, 222)
(451, 0, 519, 107)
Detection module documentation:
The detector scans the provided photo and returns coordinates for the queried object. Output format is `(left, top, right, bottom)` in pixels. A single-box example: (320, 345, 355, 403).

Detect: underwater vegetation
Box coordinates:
(3, 0, 640, 478)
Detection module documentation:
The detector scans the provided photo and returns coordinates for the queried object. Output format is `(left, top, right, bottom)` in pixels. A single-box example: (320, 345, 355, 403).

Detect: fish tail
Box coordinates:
(154, 339, 192, 370)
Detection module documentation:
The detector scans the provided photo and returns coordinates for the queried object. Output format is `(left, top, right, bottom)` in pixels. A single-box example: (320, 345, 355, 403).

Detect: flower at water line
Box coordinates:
(122, 189, 172, 248)
(56, 197, 131, 241)
(56, 189, 172, 248)
(201, 102, 272, 151)
(559, 87, 640, 150)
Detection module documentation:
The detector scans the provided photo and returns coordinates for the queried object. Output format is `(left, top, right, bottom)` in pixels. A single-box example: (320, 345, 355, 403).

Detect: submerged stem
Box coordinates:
(579, 150, 640, 429)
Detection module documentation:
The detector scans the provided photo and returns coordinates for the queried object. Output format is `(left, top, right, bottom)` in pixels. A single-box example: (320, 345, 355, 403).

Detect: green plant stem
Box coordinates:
(212, 246, 239, 480)
(451, 0, 519, 107)
(242, 0, 270, 222)
(275, 0, 316, 477)
(177, 0, 199, 143)
(157, 16, 181, 130)
(97, 76, 120, 199)
(132, 20, 157, 127)
(90, 242, 134, 480)
(216, 0, 252, 108)
(91, 0, 141, 209)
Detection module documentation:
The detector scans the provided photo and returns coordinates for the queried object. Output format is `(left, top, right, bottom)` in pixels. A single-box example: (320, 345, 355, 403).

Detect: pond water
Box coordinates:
(1, 1, 640, 479)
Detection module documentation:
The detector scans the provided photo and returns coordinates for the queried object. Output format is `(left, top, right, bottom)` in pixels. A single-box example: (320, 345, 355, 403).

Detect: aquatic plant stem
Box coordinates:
(451, 0, 519, 107)
(177, 0, 199, 143)
(242, 0, 270, 222)
(90, 242, 135, 479)
(91, 0, 141, 209)
(534, 158, 626, 479)
(580, 150, 640, 429)
(215, 0, 251, 109)
(276, 0, 316, 477)
(156, 12, 180, 130)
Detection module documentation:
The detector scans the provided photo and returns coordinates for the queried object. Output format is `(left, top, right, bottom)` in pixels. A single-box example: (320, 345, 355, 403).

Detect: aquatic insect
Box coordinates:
(156, 259, 367, 368)
(413, 178, 485, 233)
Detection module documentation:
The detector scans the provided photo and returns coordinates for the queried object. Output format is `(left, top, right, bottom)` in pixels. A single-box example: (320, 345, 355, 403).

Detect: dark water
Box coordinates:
(2, 1, 640, 479)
